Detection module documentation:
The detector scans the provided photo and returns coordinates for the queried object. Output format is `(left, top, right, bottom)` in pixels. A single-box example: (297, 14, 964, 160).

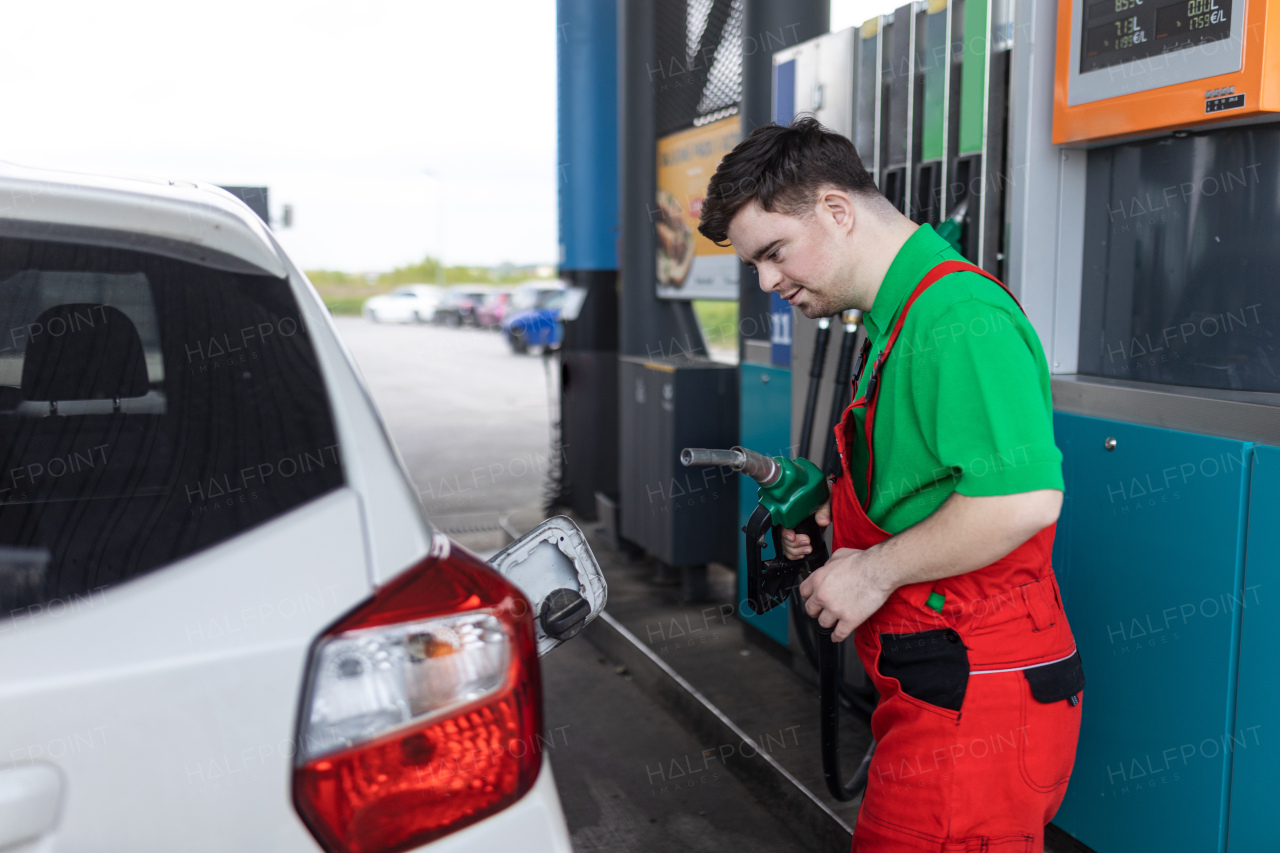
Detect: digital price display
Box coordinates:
(1081, 0, 1232, 72)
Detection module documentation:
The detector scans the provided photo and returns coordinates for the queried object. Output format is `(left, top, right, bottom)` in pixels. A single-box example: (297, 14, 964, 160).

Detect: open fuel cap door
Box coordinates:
(486, 516, 606, 656)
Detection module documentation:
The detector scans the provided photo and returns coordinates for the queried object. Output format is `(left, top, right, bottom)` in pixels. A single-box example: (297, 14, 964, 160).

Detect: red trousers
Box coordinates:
(850, 624, 1082, 851)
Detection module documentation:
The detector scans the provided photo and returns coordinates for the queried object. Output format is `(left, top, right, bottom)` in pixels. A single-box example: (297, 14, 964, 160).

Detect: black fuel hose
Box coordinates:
(818, 622, 877, 801)
(793, 308, 876, 718)
(790, 587, 877, 717)
(790, 310, 878, 801)
(797, 318, 831, 461)
(822, 313, 863, 478)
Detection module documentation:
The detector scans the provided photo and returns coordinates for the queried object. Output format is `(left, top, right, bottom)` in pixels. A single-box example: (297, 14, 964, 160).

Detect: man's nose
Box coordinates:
(758, 266, 784, 293)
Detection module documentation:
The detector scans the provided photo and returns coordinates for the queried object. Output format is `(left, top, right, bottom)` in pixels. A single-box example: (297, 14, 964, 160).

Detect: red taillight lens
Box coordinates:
(293, 545, 542, 853)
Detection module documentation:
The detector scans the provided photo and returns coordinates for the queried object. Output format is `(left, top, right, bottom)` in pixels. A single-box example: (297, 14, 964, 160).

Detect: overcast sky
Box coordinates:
(1, 0, 896, 273)
(1, 0, 558, 273)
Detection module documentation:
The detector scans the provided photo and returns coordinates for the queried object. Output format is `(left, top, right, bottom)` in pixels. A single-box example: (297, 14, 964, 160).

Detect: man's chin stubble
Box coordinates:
(799, 301, 837, 320)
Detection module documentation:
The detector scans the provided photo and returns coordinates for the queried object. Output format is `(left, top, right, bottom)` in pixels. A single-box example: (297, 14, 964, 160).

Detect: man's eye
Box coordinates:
(768, 250, 780, 261)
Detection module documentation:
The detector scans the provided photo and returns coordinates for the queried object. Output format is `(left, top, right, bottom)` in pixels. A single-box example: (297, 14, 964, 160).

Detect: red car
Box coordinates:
(476, 290, 515, 329)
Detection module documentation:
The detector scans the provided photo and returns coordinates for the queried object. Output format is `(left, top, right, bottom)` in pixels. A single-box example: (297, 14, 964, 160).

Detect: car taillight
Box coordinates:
(293, 545, 542, 853)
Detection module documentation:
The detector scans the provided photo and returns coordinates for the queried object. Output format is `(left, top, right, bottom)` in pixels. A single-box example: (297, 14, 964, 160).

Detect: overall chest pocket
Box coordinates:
(878, 628, 970, 712)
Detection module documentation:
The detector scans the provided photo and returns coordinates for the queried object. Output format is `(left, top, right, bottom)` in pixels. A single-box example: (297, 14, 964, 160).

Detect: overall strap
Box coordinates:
(857, 260, 1017, 507)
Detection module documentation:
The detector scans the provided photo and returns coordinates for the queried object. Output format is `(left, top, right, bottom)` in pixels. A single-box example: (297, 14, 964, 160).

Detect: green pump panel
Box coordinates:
(916, 0, 950, 224)
(952, 0, 1010, 273)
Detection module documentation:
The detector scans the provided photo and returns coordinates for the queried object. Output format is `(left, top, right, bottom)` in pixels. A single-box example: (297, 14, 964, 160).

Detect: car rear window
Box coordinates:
(0, 236, 344, 619)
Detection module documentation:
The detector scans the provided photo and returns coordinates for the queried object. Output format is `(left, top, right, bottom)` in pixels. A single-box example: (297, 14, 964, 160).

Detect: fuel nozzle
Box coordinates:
(681, 446, 827, 531)
(937, 196, 969, 255)
(680, 446, 780, 486)
(682, 445, 830, 615)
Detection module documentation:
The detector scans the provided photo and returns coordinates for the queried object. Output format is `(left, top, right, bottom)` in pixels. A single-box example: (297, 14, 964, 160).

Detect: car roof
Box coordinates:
(0, 160, 288, 278)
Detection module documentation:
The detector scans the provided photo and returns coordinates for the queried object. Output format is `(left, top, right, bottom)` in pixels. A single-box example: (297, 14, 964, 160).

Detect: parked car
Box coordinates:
(475, 289, 515, 329)
(0, 161, 600, 853)
(362, 284, 444, 323)
(433, 286, 490, 327)
(503, 286, 566, 354)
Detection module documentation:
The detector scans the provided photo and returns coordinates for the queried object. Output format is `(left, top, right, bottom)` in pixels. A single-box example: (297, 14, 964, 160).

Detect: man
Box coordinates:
(698, 117, 1084, 852)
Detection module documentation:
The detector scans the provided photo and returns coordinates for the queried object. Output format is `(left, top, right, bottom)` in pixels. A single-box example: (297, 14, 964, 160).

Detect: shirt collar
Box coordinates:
(863, 224, 953, 342)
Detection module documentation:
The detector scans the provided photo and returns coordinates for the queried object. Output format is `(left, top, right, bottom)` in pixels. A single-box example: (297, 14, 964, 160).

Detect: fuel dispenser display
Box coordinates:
(1054, 0, 1280, 141)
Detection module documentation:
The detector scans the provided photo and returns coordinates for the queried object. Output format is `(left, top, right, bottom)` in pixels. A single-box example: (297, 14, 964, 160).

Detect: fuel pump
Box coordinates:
(681, 446, 874, 801)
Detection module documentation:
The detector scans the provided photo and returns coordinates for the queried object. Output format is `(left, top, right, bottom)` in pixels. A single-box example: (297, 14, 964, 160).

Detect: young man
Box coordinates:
(698, 117, 1084, 851)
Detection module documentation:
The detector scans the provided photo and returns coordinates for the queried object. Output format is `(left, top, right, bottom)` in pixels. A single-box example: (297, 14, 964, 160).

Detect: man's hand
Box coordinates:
(799, 548, 892, 642)
(779, 499, 831, 561)
(794, 490, 1062, 642)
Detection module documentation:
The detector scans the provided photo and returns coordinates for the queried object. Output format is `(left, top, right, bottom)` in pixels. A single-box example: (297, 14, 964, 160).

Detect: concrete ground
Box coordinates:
(334, 316, 810, 852)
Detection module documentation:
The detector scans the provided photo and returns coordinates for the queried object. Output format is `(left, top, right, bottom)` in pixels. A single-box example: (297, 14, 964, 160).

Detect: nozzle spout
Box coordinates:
(680, 446, 780, 487)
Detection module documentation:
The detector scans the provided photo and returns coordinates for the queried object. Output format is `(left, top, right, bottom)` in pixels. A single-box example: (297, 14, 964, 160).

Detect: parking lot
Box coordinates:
(332, 315, 555, 541)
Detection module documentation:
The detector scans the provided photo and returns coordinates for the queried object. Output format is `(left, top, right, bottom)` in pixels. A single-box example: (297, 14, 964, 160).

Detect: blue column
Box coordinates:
(557, 0, 618, 271)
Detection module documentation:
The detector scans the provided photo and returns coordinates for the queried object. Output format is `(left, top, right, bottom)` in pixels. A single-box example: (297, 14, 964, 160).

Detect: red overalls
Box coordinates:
(833, 261, 1084, 852)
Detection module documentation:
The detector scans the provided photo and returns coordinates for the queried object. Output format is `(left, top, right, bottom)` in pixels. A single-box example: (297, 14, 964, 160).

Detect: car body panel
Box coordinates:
(279, 247, 438, 587)
(0, 489, 369, 852)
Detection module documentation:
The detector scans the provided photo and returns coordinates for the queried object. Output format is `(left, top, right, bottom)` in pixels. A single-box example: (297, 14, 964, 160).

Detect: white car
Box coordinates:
(363, 285, 444, 324)
(0, 161, 601, 853)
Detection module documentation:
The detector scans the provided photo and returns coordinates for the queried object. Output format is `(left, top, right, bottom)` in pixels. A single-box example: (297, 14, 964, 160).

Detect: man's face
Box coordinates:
(725, 197, 852, 319)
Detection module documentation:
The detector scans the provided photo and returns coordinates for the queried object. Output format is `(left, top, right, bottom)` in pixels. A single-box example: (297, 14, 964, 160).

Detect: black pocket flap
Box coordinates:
(1023, 651, 1086, 703)
(878, 628, 970, 712)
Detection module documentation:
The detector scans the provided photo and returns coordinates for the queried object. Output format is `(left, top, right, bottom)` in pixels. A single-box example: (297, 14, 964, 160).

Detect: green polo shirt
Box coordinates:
(844, 224, 1063, 534)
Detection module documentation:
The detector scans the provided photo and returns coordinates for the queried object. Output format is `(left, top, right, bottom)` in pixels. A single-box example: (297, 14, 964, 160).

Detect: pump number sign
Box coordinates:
(1081, 0, 1233, 72)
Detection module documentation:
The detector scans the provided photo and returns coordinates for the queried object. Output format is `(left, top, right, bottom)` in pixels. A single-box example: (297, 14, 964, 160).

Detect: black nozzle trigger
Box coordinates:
(773, 513, 831, 577)
(744, 506, 830, 616)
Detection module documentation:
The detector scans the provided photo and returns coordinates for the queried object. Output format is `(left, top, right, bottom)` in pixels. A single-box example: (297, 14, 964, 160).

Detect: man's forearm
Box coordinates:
(862, 489, 1063, 596)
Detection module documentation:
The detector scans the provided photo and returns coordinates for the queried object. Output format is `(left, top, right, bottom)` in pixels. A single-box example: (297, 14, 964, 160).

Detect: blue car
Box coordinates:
(503, 288, 565, 354)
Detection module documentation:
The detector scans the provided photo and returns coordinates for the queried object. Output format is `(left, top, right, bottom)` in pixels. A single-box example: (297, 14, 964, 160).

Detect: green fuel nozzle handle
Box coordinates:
(680, 446, 829, 528)
(937, 196, 970, 256)
(681, 447, 831, 614)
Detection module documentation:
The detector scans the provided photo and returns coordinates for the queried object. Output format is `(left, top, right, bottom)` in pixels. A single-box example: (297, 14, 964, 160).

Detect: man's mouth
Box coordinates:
(781, 287, 802, 304)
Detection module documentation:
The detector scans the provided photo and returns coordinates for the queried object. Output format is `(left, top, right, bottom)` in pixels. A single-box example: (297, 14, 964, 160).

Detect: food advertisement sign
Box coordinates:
(655, 116, 741, 300)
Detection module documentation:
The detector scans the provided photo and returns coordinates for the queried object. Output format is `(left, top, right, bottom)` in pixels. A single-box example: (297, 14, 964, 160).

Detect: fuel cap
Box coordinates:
(539, 587, 590, 641)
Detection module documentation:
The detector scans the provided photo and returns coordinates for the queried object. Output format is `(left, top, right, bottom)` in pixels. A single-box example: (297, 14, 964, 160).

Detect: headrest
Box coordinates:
(20, 304, 149, 401)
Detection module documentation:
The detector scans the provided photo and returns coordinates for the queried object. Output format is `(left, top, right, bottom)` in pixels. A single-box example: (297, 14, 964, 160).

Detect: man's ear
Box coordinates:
(818, 189, 856, 234)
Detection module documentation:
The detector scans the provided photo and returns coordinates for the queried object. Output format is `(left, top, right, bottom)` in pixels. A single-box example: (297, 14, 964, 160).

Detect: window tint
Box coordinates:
(0, 237, 344, 618)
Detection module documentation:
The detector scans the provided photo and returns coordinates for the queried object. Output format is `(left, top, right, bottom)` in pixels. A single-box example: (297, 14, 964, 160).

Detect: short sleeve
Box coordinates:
(923, 297, 1064, 496)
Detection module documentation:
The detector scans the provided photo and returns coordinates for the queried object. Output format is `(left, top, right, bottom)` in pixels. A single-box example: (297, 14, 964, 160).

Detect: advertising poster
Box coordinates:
(655, 116, 741, 300)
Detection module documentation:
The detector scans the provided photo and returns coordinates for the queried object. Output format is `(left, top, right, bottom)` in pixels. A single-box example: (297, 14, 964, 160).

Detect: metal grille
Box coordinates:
(654, 0, 744, 137)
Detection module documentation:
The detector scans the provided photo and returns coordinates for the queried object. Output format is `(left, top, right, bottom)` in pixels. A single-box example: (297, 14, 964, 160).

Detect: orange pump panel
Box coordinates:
(1054, 0, 1280, 144)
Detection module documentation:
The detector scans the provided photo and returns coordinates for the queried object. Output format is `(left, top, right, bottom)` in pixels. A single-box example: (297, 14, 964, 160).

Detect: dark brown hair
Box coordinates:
(698, 116, 881, 246)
